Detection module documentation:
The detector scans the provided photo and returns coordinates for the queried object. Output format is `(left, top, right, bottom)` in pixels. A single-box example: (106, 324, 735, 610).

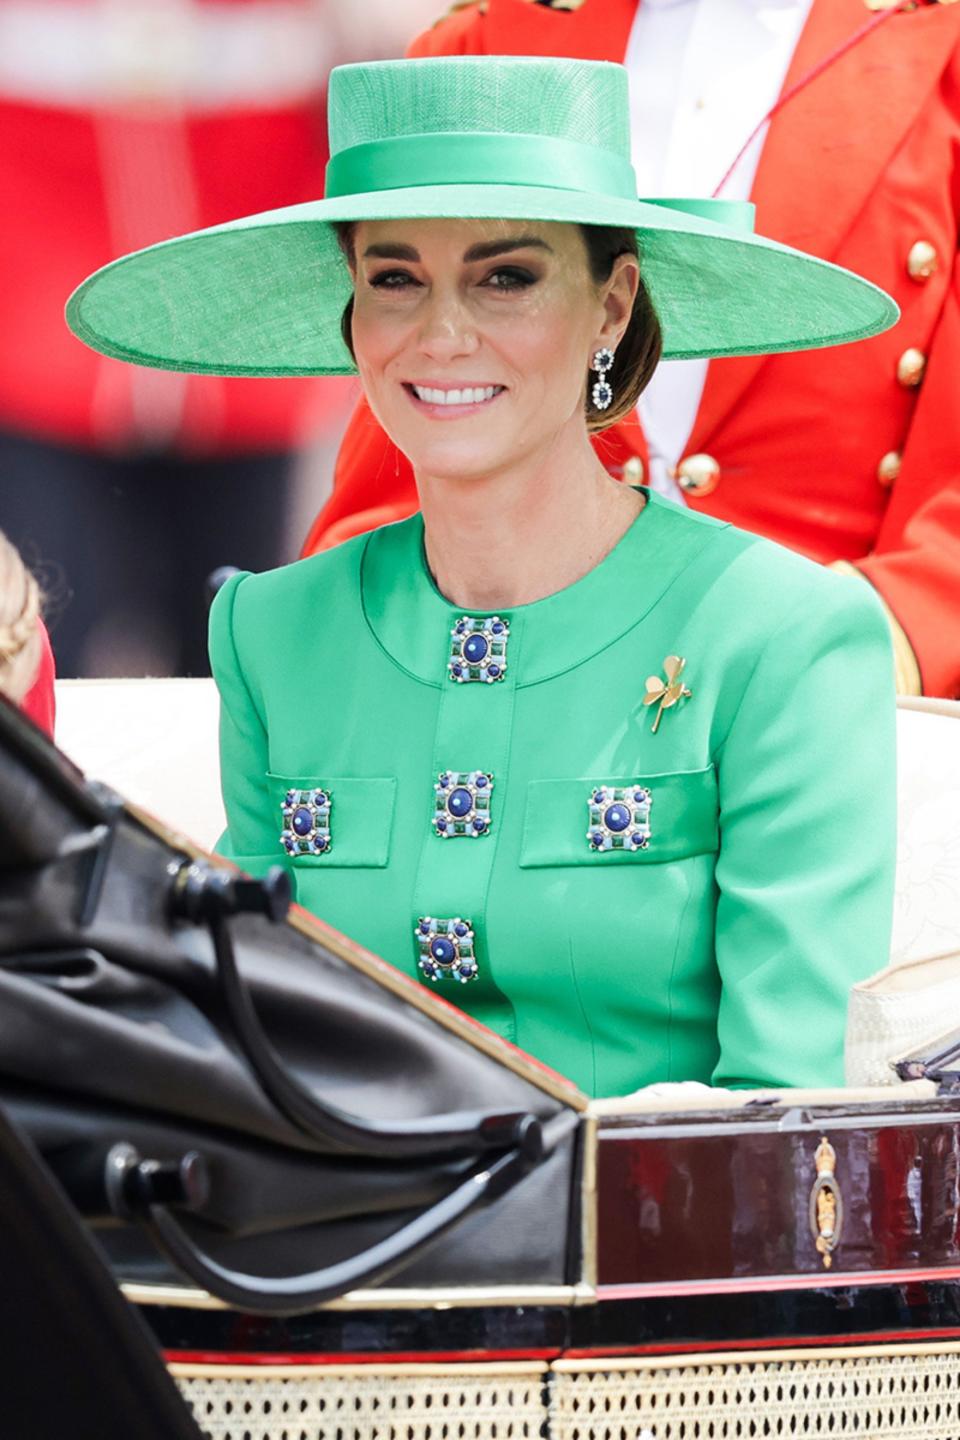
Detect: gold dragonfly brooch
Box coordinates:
(643, 655, 692, 734)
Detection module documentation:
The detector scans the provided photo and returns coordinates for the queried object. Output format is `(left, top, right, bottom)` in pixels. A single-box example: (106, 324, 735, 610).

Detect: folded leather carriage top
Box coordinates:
(0, 697, 585, 1315)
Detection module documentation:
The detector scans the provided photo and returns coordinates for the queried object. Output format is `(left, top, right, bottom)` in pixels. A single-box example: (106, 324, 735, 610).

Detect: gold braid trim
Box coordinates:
(830, 560, 923, 697)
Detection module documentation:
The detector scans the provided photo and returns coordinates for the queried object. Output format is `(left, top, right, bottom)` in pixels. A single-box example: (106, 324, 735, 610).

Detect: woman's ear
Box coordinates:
(597, 252, 640, 352)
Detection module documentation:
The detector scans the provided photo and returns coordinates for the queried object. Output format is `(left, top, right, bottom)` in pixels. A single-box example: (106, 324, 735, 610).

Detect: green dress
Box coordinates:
(210, 491, 896, 1097)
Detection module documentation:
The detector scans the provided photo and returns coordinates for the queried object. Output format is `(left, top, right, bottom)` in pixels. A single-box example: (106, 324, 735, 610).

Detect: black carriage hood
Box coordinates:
(0, 698, 585, 1313)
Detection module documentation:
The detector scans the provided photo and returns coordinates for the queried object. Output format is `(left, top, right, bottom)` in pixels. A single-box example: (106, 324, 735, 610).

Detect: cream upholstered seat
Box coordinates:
(888, 696, 960, 965)
(54, 677, 225, 851)
(53, 682, 960, 1086)
(844, 695, 960, 1084)
(53, 685, 960, 933)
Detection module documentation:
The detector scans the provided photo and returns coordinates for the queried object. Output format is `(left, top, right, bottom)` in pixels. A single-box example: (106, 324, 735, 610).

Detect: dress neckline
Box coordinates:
(360, 488, 726, 688)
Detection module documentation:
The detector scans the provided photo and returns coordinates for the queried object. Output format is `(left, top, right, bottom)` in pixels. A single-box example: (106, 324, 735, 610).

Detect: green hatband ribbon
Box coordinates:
(325, 131, 639, 201)
(643, 196, 756, 235)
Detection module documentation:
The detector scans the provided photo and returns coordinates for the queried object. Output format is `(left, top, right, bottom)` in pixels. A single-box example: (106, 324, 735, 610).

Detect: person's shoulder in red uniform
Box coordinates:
(408, 1, 489, 56)
(21, 619, 56, 739)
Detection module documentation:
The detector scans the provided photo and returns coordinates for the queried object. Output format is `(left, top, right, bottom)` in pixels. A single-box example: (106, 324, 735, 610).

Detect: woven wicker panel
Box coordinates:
(550, 1351, 960, 1440)
(175, 1366, 546, 1440)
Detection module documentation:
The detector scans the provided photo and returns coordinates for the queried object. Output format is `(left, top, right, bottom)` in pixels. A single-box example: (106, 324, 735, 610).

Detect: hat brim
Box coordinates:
(65, 185, 898, 375)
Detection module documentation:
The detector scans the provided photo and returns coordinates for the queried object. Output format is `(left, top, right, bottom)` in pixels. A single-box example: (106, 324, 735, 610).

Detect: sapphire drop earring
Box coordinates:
(591, 347, 615, 410)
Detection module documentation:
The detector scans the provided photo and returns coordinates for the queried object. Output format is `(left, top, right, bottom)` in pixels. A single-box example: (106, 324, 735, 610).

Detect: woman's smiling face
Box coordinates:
(347, 217, 636, 481)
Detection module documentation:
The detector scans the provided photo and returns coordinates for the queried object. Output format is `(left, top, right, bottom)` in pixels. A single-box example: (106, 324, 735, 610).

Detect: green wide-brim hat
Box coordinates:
(65, 57, 898, 375)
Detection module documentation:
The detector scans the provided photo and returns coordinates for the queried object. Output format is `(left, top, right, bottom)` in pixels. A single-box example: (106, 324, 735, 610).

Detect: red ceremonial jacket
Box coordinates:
(302, 0, 960, 698)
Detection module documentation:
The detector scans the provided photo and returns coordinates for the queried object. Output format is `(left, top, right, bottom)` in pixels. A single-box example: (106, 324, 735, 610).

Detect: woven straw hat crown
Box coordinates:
(65, 55, 898, 375)
(328, 55, 630, 154)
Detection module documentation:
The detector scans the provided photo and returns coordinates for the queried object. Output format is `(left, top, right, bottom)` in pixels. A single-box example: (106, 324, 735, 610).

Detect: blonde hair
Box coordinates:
(0, 532, 42, 703)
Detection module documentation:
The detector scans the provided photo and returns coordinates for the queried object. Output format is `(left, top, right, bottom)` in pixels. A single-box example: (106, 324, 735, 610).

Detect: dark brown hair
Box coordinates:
(580, 225, 662, 431)
(333, 221, 662, 431)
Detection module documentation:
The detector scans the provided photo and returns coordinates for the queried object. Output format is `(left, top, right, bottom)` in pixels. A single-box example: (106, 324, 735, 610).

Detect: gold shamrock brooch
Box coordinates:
(643, 655, 692, 734)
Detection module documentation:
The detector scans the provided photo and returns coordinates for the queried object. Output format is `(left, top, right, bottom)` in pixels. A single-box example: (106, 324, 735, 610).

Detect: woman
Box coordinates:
(66, 56, 898, 1097)
(0, 531, 53, 736)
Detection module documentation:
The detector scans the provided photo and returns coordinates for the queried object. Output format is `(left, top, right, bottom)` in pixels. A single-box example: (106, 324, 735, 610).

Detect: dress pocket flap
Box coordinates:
(267, 774, 397, 868)
(519, 767, 718, 868)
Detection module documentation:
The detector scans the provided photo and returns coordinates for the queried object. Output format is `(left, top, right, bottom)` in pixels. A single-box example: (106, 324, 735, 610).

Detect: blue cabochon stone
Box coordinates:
(463, 633, 489, 664)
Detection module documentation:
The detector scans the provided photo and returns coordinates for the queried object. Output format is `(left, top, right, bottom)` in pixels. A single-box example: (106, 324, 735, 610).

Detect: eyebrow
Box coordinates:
(361, 235, 554, 263)
(463, 236, 553, 262)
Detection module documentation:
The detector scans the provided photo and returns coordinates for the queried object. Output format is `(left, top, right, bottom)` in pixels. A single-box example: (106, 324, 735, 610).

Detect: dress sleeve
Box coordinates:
(711, 574, 897, 1088)
(208, 570, 281, 874)
(854, 241, 960, 699)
